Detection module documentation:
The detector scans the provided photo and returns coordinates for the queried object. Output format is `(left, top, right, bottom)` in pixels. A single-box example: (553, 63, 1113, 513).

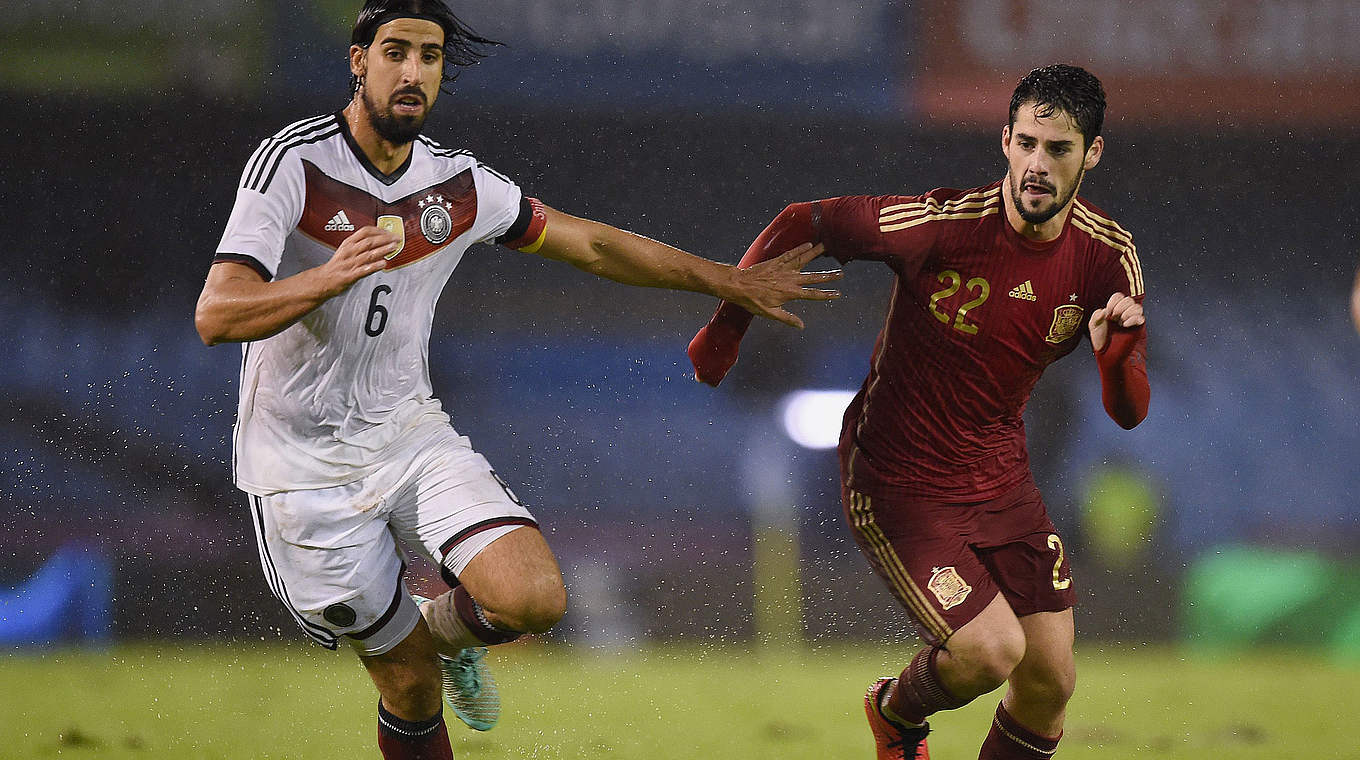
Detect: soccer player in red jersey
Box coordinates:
(689, 65, 1148, 760)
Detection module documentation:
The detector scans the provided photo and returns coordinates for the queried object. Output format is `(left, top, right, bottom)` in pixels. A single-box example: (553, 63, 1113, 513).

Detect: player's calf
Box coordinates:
(879, 619, 1026, 730)
(361, 626, 446, 719)
(361, 622, 454, 758)
(978, 701, 1062, 760)
(882, 646, 972, 727)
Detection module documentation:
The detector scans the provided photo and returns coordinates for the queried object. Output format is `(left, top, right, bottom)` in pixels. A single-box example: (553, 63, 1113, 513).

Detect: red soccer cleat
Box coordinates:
(864, 677, 931, 760)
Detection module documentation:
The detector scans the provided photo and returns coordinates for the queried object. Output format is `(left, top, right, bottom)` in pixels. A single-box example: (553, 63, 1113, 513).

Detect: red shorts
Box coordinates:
(841, 477, 1075, 646)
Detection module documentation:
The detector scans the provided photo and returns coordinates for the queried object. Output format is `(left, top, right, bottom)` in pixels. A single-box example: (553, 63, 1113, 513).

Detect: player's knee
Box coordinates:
(1051, 668, 1076, 706)
(495, 574, 566, 634)
(1015, 663, 1076, 709)
(977, 638, 1026, 687)
(954, 625, 1026, 690)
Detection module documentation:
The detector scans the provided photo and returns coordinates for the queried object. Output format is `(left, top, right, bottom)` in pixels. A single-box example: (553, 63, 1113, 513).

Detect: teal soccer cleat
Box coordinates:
(413, 594, 501, 731)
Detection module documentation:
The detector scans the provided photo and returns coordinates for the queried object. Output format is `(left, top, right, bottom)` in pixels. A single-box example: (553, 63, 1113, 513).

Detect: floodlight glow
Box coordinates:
(778, 389, 857, 449)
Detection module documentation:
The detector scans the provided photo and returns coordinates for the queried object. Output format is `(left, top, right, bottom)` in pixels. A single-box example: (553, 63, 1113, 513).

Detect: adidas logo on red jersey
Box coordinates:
(1008, 281, 1037, 301)
(325, 210, 355, 232)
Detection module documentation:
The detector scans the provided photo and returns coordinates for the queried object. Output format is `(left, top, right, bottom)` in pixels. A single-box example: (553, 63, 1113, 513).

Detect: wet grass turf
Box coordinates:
(2, 641, 1357, 758)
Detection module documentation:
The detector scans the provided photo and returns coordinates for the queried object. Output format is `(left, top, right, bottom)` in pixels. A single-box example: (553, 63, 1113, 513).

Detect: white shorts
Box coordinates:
(245, 421, 537, 656)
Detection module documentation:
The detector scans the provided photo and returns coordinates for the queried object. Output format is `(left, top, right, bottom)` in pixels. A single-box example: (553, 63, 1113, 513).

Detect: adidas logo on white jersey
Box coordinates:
(325, 210, 355, 232)
(1008, 280, 1037, 301)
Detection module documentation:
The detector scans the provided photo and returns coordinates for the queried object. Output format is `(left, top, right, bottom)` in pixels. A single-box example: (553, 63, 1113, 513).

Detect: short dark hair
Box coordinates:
(1008, 64, 1106, 150)
(350, 0, 501, 94)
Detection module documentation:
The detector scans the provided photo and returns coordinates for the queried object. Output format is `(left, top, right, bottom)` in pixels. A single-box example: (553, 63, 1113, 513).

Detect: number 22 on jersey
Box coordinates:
(928, 269, 990, 335)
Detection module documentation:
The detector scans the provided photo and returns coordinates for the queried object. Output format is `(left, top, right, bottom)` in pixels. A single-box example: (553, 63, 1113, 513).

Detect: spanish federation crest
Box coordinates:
(1046, 304, 1085, 344)
(419, 194, 453, 245)
(927, 566, 972, 610)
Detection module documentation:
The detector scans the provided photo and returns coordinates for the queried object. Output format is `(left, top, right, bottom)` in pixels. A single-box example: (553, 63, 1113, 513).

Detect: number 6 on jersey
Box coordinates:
(365, 285, 391, 337)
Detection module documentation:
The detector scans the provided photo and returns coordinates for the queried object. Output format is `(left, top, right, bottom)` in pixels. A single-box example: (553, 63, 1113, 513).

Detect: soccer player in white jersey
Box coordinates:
(193, 1, 840, 758)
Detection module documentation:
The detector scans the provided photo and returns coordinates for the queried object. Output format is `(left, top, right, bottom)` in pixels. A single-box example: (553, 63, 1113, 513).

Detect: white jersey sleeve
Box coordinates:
(470, 161, 524, 245)
(216, 147, 305, 279)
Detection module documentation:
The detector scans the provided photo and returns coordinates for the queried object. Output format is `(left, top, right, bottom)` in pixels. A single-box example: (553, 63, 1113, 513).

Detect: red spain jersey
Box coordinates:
(818, 181, 1144, 502)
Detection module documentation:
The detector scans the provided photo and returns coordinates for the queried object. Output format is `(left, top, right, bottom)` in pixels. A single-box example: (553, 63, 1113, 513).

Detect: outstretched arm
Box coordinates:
(526, 203, 839, 328)
(195, 226, 399, 345)
(1089, 291, 1149, 429)
(688, 202, 820, 385)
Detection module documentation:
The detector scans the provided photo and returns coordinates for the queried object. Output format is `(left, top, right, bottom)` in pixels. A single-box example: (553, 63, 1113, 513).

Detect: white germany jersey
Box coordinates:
(215, 112, 535, 496)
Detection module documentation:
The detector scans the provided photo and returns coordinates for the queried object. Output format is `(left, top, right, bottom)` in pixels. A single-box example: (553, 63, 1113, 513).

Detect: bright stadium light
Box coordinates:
(778, 389, 857, 450)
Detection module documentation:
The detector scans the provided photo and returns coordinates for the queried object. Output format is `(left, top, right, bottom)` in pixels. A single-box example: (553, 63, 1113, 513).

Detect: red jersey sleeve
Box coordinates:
(688, 195, 937, 385)
(1079, 203, 1149, 428)
(815, 194, 935, 279)
(688, 202, 818, 385)
(1096, 325, 1148, 429)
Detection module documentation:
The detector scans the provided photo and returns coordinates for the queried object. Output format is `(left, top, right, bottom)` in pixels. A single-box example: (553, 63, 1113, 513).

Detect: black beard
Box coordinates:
(362, 87, 425, 145)
(1011, 168, 1082, 225)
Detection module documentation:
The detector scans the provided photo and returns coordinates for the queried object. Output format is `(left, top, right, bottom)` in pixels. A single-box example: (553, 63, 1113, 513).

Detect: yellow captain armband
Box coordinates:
(501, 196, 549, 252)
(515, 225, 548, 253)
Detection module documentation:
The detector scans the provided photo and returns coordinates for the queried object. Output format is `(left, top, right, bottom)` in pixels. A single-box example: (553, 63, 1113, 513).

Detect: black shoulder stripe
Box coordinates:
(246, 114, 334, 183)
(478, 161, 512, 185)
(417, 135, 463, 152)
(495, 196, 535, 245)
(241, 114, 334, 191)
(427, 146, 472, 159)
(418, 135, 472, 159)
(252, 127, 341, 194)
(214, 253, 274, 282)
(247, 124, 339, 192)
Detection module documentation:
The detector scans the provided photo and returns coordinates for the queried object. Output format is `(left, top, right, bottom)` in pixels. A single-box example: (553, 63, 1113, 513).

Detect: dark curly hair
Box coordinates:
(349, 0, 501, 95)
(1008, 64, 1106, 150)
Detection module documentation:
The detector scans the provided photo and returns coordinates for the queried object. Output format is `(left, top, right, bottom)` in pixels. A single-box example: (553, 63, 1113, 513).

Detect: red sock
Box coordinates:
(376, 701, 454, 760)
(887, 646, 970, 725)
(978, 701, 1061, 759)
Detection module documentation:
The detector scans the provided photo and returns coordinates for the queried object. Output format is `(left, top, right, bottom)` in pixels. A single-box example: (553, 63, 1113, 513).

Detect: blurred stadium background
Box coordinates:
(3, 0, 1359, 739)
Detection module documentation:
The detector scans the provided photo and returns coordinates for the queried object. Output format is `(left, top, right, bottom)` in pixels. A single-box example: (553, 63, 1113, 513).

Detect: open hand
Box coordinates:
(1089, 291, 1144, 352)
(728, 242, 841, 328)
(317, 226, 401, 297)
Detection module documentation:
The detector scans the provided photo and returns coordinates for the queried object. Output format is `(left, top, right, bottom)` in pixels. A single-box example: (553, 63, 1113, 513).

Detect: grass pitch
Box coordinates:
(2, 641, 1357, 759)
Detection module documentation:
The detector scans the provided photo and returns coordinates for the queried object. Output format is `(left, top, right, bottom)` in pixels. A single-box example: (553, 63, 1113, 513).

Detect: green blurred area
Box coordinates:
(2, 15, 265, 94)
(1079, 465, 1360, 662)
(1183, 545, 1360, 665)
(1080, 465, 1160, 570)
(0, 642, 1355, 759)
